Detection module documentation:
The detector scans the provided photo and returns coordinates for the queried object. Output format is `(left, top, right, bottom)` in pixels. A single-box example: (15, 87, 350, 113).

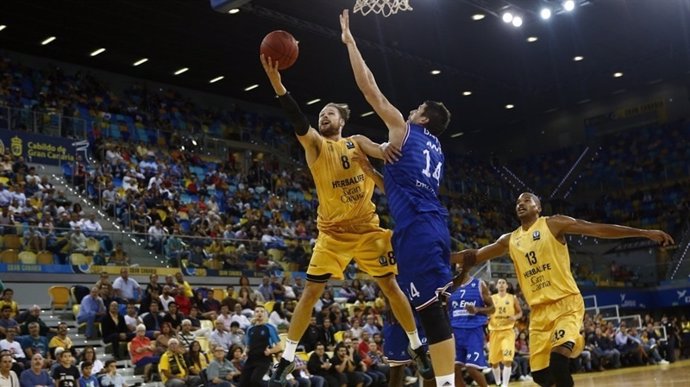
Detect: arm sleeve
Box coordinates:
(277, 93, 310, 136)
(206, 362, 220, 379)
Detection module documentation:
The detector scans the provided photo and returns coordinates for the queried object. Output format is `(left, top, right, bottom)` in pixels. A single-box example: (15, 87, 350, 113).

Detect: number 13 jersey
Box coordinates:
(508, 216, 580, 306)
(384, 123, 448, 228)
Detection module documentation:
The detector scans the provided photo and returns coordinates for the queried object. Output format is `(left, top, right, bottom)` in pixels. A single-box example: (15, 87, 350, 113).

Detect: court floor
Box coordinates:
(512, 359, 690, 386)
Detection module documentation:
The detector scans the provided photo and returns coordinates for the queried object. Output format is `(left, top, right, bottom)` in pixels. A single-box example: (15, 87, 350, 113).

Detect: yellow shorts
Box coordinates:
(488, 329, 516, 364)
(528, 294, 585, 371)
(308, 223, 395, 280)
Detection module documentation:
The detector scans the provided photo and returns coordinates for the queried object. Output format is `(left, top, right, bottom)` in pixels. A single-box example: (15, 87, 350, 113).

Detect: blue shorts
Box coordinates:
(393, 213, 452, 309)
(383, 318, 428, 364)
(453, 326, 488, 369)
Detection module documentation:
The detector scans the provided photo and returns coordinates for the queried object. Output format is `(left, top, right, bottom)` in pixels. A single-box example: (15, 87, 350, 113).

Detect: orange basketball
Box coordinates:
(260, 30, 299, 70)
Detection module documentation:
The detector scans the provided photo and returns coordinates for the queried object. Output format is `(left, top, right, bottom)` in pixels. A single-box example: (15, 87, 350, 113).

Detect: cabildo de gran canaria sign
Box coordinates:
(0, 130, 80, 165)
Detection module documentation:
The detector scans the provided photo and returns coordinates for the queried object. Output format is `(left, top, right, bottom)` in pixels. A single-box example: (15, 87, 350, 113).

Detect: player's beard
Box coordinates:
(319, 123, 340, 137)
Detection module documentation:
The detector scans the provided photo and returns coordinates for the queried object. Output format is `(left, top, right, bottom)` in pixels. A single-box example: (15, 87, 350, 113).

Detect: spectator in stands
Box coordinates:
(0, 327, 24, 366)
(0, 291, 18, 319)
(331, 342, 365, 387)
(99, 359, 127, 387)
(174, 273, 193, 298)
(210, 320, 233, 355)
(108, 243, 129, 266)
(174, 290, 192, 317)
(177, 320, 204, 349)
(230, 304, 251, 331)
(349, 317, 362, 341)
(159, 338, 201, 387)
(78, 346, 104, 375)
(20, 322, 49, 363)
(51, 349, 79, 387)
(147, 220, 167, 253)
(19, 353, 53, 387)
(142, 301, 163, 335)
(307, 342, 340, 387)
(593, 327, 621, 369)
(236, 287, 257, 314)
(95, 272, 114, 304)
(362, 314, 381, 336)
(69, 226, 88, 253)
(300, 316, 321, 353)
(0, 186, 14, 210)
(101, 301, 130, 360)
(124, 301, 141, 333)
(0, 306, 18, 337)
(156, 323, 176, 355)
(18, 306, 52, 337)
(0, 353, 19, 386)
(207, 346, 241, 387)
(202, 290, 222, 319)
(216, 305, 234, 332)
(48, 323, 75, 358)
(257, 275, 274, 301)
(112, 267, 141, 303)
(271, 275, 286, 302)
(159, 286, 175, 312)
(163, 302, 185, 331)
(318, 318, 335, 350)
(615, 322, 644, 365)
(77, 287, 106, 340)
(77, 361, 97, 387)
(514, 331, 531, 380)
(130, 324, 159, 383)
(23, 220, 46, 252)
(164, 233, 189, 267)
(631, 327, 668, 365)
(227, 322, 244, 350)
(184, 340, 208, 379)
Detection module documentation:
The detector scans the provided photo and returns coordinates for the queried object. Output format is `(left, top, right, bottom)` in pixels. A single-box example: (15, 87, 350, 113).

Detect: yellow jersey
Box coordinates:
(489, 293, 516, 331)
(309, 136, 378, 231)
(508, 216, 580, 306)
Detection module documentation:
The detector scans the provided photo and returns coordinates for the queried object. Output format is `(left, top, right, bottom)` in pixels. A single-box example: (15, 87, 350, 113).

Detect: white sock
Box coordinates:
(492, 366, 501, 385)
(435, 374, 455, 387)
(406, 330, 423, 350)
(282, 339, 299, 362)
(502, 366, 512, 386)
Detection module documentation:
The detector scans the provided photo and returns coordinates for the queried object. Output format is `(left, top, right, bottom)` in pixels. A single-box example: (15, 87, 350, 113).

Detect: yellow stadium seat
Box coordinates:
(267, 248, 284, 261)
(296, 352, 309, 361)
(2, 234, 20, 250)
(49, 286, 71, 311)
(0, 249, 19, 264)
(85, 238, 100, 253)
(334, 331, 345, 343)
(70, 253, 91, 265)
(37, 251, 54, 265)
(212, 288, 226, 301)
(197, 336, 210, 353)
(200, 319, 214, 332)
(18, 251, 37, 265)
(73, 304, 80, 319)
(264, 301, 275, 313)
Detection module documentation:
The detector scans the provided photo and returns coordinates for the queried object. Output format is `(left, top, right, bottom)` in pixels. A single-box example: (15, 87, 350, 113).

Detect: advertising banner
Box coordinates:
(0, 129, 85, 165)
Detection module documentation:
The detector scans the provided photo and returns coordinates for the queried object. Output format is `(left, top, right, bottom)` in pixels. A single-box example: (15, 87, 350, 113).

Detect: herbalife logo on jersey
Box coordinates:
(346, 141, 355, 149)
(532, 231, 541, 241)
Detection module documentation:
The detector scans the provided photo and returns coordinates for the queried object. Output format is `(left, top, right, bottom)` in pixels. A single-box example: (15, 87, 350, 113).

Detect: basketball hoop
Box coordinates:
(353, 0, 412, 17)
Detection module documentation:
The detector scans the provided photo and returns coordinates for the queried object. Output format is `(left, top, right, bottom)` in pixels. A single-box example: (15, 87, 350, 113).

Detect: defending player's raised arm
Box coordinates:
(340, 10, 407, 144)
(260, 54, 321, 160)
(451, 233, 511, 267)
(547, 215, 675, 246)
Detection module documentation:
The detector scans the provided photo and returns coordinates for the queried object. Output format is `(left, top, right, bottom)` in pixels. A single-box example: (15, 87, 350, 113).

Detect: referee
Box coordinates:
(240, 305, 283, 387)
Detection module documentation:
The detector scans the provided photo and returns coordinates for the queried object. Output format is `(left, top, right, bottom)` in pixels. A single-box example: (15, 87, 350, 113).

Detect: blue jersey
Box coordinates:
(449, 277, 487, 329)
(384, 123, 448, 228)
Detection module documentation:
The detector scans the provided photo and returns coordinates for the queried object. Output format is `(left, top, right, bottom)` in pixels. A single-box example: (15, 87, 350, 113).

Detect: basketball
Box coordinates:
(260, 30, 299, 70)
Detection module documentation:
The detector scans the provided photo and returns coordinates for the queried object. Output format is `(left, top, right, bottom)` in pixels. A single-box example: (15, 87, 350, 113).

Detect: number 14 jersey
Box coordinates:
(384, 123, 448, 228)
(508, 216, 580, 307)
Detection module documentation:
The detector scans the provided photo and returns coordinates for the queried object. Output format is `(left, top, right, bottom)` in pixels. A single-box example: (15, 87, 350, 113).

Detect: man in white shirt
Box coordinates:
(112, 267, 141, 303)
(147, 220, 167, 253)
(82, 213, 103, 236)
(159, 286, 175, 312)
(209, 320, 233, 354)
(230, 304, 251, 330)
(0, 327, 24, 363)
(0, 184, 13, 207)
(0, 353, 19, 387)
(216, 305, 234, 332)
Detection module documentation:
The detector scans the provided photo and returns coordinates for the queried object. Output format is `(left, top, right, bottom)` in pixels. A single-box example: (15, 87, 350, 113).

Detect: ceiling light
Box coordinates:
(174, 67, 189, 75)
(90, 48, 106, 57)
(306, 98, 321, 105)
(430, 70, 441, 75)
(209, 76, 224, 84)
(512, 16, 523, 27)
(462, 91, 472, 96)
(244, 84, 259, 91)
(360, 111, 375, 117)
(133, 58, 149, 66)
(228, 8, 240, 14)
(450, 132, 464, 138)
(41, 36, 56, 45)
(540, 8, 552, 20)
(527, 36, 539, 43)
(563, 0, 576, 12)
(505, 104, 515, 109)
(573, 56, 584, 61)
(472, 14, 485, 21)
(0, 25, 6, 32)
(613, 72, 623, 78)
(502, 12, 513, 23)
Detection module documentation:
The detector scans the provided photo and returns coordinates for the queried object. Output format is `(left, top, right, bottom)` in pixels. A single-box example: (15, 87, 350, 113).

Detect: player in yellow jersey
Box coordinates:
(452, 192, 673, 387)
(488, 279, 523, 387)
(260, 54, 433, 387)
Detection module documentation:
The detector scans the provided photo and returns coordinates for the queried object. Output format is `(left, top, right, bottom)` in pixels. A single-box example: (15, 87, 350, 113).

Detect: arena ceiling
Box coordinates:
(1, 0, 689, 146)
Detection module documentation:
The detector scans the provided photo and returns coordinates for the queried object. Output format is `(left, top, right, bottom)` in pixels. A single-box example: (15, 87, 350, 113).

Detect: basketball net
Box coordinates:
(353, 0, 412, 17)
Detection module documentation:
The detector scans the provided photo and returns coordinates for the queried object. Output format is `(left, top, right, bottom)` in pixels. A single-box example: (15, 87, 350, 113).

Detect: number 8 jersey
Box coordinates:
(508, 216, 580, 306)
(384, 123, 448, 228)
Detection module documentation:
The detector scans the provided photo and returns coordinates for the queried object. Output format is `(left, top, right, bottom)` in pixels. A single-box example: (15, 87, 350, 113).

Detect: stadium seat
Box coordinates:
(85, 238, 100, 254)
(200, 320, 214, 332)
(0, 249, 19, 264)
(36, 251, 54, 265)
(197, 336, 210, 353)
(264, 301, 275, 313)
(18, 251, 37, 265)
(212, 288, 226, 301)
(334, 331, 345, 343)
(296, 352, 309, 361)
(70, 253, 91, 265)
(2, 234, 20, 250)
(48, 286, 71, 311)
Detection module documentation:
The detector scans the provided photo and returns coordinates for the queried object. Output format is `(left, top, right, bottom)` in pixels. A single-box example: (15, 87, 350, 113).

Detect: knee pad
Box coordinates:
(532, 369, 553, 387)
(549, 352, 574, 387)
(418, 300, 452, 345)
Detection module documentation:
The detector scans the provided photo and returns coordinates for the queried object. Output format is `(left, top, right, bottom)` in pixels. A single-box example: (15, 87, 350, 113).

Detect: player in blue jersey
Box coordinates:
(341, 9, 456, 387)
(449, 276, 495, 387)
